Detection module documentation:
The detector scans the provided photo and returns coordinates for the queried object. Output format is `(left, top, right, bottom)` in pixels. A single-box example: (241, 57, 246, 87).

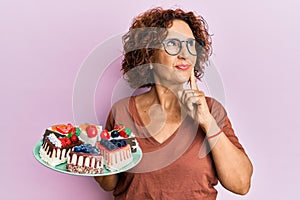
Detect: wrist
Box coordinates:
(200, 114, 214, 133)
(207, 129, 223, 139)
(204, 117, 220, 137)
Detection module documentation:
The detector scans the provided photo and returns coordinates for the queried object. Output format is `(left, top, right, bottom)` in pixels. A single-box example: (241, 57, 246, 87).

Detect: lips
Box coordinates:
(175, 65, 190, 70)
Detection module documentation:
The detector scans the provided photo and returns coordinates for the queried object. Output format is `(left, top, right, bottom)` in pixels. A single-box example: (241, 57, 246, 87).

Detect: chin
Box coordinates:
(174, 74, 190, 84)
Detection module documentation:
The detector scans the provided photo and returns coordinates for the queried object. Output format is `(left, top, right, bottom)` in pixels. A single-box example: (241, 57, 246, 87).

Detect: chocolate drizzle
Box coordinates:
(41, 137, 83, 160)
(67, 151, 103, 173)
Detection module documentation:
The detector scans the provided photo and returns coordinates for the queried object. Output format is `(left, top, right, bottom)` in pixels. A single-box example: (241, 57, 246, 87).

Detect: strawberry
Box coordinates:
(55, 123, 75, 134)
(86, 125, 98, 138)
(66, 123, 76, 134)
(100, 130, 110, 139)
(56, 126, 69, 134)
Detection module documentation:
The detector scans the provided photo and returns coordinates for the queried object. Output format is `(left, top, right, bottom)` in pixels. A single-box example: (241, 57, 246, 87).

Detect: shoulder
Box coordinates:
(205, 96, 226, 113)
(205, 96, 228, 127)
(111, 96, 133, 111)
(106, 96, 135, 129)
(109, 96, 139, 121)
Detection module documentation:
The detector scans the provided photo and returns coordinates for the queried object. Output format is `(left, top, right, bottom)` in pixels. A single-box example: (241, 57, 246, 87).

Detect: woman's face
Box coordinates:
(152, 20, 197, 87)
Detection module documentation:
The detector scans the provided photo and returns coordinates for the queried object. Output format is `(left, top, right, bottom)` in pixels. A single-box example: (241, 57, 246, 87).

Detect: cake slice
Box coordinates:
(39, 124, 83, 167)
(100, 123, 138, 153)
(96, 139, 133, 171)
(78, 123, 102, 145)
(67, 144, 104, 174)
(39, 133, 83, 167)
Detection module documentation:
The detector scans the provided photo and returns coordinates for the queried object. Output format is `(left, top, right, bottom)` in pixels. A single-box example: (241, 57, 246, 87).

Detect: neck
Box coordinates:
(148, 84, 182, 110)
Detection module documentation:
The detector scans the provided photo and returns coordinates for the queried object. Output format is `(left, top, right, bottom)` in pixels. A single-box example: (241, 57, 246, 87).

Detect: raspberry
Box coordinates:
(64, 138, 71, 146)
(119, 130, 127, 138)
(114, 124, 124, 130)
(58, 138, 66, 146)
(70, 135, 78, 143)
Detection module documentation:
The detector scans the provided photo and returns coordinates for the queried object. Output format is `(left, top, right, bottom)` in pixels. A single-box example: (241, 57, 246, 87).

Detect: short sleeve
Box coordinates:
(207, 97, 245, 153)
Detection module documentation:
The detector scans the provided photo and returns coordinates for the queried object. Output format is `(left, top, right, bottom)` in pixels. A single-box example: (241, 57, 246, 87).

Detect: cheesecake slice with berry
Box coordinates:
(96, 139, 133, 171)
(78, 123, 102, 146)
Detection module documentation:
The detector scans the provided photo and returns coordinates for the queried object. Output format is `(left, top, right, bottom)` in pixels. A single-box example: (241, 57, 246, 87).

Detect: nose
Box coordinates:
(178, 42, 189, 59)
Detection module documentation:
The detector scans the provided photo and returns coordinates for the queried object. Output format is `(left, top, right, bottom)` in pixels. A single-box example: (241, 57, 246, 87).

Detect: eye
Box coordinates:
(187, 39, 196, 47)
(165, 39, 177, 47)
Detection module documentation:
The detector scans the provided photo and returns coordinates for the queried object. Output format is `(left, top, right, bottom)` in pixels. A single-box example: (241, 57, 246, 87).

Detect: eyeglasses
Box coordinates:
(162, 38, 203, 56)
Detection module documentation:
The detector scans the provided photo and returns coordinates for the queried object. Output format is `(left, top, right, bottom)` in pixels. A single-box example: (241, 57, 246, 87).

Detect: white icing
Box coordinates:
(77, 156, 83, 166)
(99, 144, 133, 171)
(91, 158, 95, 167)
(67, 153, 103, 171)
(39, 142, 68, 166)
(61, 149, 66, 158)
(108, 133, 136, 141)
(84, 157, 90, 167)
(47, 133, 62, 148)
(78, 156, 84, 166)
(71, 154, 77, 165)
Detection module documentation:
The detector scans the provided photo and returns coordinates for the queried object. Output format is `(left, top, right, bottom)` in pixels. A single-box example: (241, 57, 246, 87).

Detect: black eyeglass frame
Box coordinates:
(161, 38, 204, 56)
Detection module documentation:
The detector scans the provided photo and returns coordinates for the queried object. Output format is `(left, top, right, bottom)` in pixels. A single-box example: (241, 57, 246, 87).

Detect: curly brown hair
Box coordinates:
(122, 7, 212, 88)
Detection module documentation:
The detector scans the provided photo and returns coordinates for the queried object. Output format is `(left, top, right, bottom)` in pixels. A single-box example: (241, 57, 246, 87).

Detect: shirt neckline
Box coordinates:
(129, 95, 184, 145)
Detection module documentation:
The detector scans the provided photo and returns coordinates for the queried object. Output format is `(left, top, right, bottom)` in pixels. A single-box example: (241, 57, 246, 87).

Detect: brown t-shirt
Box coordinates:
(105, 96, 245, 200)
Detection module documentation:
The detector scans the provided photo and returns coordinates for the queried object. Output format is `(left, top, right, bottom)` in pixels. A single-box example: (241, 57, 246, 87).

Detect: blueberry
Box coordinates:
(110, 139, 117, 144)
(111, 130, 120, 138)
(116, 142, 122, 148)
(121, 140, 127, 147)
(101, 139, 109, 145)
(82, 147, 90, 153)
(104, 140, 111, 147)
(108, 143, 117, 150)
(74, 146, 82, 152)
(90, 147, 99, 154)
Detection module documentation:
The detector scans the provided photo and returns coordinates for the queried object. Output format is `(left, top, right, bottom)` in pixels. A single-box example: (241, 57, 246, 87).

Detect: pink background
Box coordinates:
(1, 0, 299, 199)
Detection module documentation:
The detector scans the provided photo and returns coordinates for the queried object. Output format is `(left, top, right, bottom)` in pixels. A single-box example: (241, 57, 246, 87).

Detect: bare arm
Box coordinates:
(178, 72, 253, 194)
(94, 174, 118, 191)
(204, 118, 253, 194)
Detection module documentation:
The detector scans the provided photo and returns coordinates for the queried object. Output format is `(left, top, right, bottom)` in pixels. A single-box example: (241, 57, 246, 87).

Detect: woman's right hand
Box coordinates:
(178, 70, 213, 133)
(94, 174, 118, 191)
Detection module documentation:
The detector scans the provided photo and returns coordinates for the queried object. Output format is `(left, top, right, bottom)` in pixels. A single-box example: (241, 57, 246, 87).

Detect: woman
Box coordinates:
(95, 7, 253, 199)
